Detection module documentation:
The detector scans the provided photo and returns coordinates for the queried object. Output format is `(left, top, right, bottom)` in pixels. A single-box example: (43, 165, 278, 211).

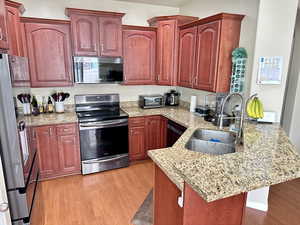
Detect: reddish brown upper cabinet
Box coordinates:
(22, 18, 73, 87)
(122, 26, 157, 85)
(5, 0, 25, 56)
(193, 21, 220, 91)
(0, 0, 9, 50)
(65, 8, 124, 57)
(178, 13, 244, 92)
(177, 26, 197, 88)
(9, 55, 30, 87)
(148, 16, 198, 86)
(34, 123, 81, 180)
(99, 16, 122, 57)
(68, 14, 99, 56)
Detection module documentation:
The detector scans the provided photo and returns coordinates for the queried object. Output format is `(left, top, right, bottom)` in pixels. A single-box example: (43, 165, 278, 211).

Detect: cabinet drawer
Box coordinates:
(56, 124, 77, 136)
(129, 117, 145, 127)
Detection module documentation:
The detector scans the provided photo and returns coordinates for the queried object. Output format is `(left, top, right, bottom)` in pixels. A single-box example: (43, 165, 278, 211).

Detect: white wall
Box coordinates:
(18, 0, 179, 26)
(282, 10, 300, 152)
(178, 0, 259, 104)
(249, 0, 298, 122)
(15, 0, 179, 103)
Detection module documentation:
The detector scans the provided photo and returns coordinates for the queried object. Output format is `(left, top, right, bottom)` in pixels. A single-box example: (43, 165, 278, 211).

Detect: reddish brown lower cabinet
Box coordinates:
(183, 183, 247, 225)
(154, 164, 183, 225)
(129, 116, 167, 161)
(34, 123, 81, 180)
(129, 125, 146, 161)
(34, 126, 60, 179)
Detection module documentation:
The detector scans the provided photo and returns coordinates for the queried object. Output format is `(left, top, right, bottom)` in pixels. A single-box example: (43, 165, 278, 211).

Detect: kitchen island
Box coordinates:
(122, 106, 300, 225)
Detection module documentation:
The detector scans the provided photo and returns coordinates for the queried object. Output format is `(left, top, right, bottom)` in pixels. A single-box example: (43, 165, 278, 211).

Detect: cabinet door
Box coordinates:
(57, 134, 81, 175)
(145, 116, 163, 151)
(34, 126, 59, 179)
(129, 126, 146, 161)
(6, 5, 23, 56)
(123, 29, 156, 85)
(9, 55, 30, 87)
(177, 26, 197, 88)
(25, 22, 73, 87)
(194, 21, 220, 91)
(99, 17, 122, 57)
(0, 0, 8, 50)
(70, 14, 99, 56)
(156, 20, 176, 86)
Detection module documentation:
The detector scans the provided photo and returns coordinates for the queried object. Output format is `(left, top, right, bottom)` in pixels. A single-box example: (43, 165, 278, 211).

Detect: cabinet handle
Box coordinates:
(33, 130, 37, 139)
(101, 44, 104, 53)
(49, 128, 52, 136)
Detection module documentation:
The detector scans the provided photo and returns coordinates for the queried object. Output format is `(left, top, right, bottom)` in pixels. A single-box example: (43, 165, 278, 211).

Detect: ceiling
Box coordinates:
(115, 0, 192, 7)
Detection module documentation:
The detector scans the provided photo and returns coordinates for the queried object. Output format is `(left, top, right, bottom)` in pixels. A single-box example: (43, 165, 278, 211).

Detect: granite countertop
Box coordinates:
(122, 106, 300, 203)
(17, 111, 78, 126)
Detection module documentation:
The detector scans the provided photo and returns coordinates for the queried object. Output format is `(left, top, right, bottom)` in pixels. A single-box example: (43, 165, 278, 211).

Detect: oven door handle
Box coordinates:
(83, 155, 128, 164)
(79, 119, 128, 130)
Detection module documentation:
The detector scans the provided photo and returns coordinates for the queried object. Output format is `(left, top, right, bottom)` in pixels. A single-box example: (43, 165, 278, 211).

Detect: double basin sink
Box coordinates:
(185, 129, 238, 155)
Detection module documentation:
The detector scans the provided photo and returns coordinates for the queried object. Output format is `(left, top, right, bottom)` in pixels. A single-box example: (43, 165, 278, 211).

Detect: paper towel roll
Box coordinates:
(190, 96, 197, 112)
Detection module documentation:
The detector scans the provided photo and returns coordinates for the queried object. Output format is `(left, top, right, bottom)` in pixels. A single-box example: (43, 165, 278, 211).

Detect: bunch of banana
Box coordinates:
(246, 97, 264, 119)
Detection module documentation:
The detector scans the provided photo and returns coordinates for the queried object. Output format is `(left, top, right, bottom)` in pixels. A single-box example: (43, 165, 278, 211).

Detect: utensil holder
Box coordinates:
(55, 102, 64, 113)
(22, 103, 31, 116)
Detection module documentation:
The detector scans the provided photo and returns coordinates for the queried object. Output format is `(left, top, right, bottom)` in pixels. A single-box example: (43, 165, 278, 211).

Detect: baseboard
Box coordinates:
(246, 201, 268, 212)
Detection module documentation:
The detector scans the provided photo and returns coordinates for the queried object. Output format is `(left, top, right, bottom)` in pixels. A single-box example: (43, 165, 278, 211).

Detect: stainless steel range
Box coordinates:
(75, 94, 129, 175)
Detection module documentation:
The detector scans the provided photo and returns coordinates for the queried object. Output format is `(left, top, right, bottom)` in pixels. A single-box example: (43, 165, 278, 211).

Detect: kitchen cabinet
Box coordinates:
(177, 26, 197, 88)
(9, 55, 30, 87)
(34, 126, 60, 179)
(148, 16, 198, 86)
(145, 116, 166, 151)
(122, 26, 157, 85)
(34, 123, 80, 180)
(99, 16, 122, 57)
(0, 0, 9, 50)
(65, 8, 124, 57)
(178, 13, 244, 92)
(154, 164, 183, 225)
(193, 21, 220, 91)
(129, 116, 167, 161)
(5, 0, 25, 56)
(68, 14, 99, 56)
(22, 18, 73, 87)
(129, 126, 146, 161)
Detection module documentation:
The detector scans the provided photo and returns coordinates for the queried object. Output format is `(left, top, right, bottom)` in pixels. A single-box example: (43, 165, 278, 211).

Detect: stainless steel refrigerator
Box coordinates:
(0, 53, 41, 225)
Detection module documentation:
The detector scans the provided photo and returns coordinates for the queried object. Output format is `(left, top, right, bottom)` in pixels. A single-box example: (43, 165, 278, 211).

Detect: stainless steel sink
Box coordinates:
(185, 129, 236, 155)
(191, 129, 236, 144)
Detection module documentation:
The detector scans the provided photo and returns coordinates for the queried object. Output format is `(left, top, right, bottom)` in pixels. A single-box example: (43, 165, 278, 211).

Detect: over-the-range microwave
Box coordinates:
(73, 56, 123, 84)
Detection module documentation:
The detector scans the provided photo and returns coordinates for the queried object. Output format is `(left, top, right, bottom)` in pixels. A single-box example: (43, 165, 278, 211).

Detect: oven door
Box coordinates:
(79, 119, 129, 161)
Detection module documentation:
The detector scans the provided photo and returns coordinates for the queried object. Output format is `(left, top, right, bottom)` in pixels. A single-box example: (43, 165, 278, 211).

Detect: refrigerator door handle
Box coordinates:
(0, 202, 9, 212)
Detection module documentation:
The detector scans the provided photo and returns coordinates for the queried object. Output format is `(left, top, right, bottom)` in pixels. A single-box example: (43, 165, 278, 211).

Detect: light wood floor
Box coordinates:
(33, 161, 300, 225)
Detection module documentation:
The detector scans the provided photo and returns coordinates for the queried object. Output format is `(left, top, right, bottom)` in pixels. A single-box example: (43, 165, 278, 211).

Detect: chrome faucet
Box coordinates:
(219, 93, 245, 143)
